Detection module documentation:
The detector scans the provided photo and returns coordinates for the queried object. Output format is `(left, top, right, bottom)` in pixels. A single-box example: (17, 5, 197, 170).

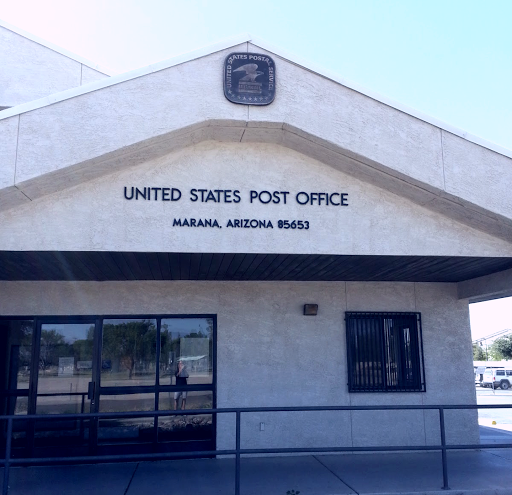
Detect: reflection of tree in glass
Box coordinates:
(160, 323, 179, 373)
(102, 320, 157, 378)
(38, 326, 94, 374)
(39, 329, 69, 373)
(71, 325, 94, 365)
(17, 322, 33, 371)
(207, 318, 213, 372)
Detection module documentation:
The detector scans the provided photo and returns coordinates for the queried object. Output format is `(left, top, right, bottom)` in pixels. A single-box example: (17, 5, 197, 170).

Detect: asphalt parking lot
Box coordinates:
(476, 385, 512, 430)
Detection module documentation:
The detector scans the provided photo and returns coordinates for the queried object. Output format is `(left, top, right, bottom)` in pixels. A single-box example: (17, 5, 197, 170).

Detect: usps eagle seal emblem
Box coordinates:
(224, 53, 276, 105)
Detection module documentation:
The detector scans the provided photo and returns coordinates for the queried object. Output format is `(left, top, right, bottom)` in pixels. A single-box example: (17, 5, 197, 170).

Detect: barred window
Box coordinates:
(345, 312, 425, 392)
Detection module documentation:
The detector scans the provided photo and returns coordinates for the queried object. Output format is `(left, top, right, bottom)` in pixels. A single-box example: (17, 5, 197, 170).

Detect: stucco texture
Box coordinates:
(246, 43, 445, 193)
(442, 132, 512, 220)
(0, 115, 17, 189)
(0, 280, 478, 448)
(0, 25, 107, 107)
(81, 65, 109, 85)
(0, 142, 510, 257)
(1, 40, 511, 243)
(13, 44, 248, 187)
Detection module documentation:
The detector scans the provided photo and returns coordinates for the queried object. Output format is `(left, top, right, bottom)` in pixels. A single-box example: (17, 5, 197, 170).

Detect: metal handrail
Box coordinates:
(2, 403, 512, 495)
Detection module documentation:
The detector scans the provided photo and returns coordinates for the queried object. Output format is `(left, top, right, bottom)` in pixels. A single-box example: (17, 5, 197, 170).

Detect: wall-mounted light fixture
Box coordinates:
(303, 304, 318, 316)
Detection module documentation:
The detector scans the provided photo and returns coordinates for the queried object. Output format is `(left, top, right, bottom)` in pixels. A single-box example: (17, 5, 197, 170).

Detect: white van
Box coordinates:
(482, 368, 512, 389)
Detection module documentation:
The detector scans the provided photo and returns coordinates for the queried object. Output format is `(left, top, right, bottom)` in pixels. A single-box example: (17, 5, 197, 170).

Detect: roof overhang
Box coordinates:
(1, 36, 512, 304)
(1, 251, 512, 285)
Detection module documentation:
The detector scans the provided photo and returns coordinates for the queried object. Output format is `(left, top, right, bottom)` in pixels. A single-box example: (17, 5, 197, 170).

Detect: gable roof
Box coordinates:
(0, 32, 509, 158)
(0, 34, 511, 245)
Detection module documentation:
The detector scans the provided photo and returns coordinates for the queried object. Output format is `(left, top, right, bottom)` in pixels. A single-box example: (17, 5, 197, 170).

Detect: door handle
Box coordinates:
(87, 381, 95, 400)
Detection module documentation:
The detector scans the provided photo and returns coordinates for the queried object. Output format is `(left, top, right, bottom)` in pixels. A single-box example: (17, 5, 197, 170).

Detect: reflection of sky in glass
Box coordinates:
(41, 323, 94, 344)
(41, 318, 211, 344)
(103, 319, 156, 326)
(161, 319, 212, 337)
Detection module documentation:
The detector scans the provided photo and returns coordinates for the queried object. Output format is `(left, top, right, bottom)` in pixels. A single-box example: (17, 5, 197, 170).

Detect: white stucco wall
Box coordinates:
(0, 116, 17, 189)
(1, 39, 511, 243)
(0, 24, 108, 107)
(0, 279, 478, 448)
(81, 65, 109, 85)
(0, 33, 498, 452)
(458, 267, 512, 302)
(1, 142, 511, 257)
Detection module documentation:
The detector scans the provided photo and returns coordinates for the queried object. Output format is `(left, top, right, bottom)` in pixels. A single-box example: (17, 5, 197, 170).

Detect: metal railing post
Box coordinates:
(235, 410, 241, 495)
(1, 402, 511, 493)
(3, 417, 13, 495)
(438, 407, 450, 490)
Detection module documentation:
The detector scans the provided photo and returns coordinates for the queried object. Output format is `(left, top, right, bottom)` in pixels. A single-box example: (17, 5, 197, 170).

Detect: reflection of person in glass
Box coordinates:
(174, 360, 189, 410)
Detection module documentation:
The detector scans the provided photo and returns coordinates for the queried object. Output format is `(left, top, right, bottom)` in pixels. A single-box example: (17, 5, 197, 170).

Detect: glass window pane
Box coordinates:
(11, 403, 29, 446)
(101, 319, 157, 387)
(37, 323, 94, 395)
(98, 393, 155, 444)
(160, 318, 213, 385)
(36, 395, 89, 415)
(36, 323, 94, 414)
(158, 391, 213, 442)
(346, 312, 424, 392)
(12, 396, 28, 415)
(1, 320, 33, 416)
(33, 323, 94, 448)
(4, 320, 33, 391)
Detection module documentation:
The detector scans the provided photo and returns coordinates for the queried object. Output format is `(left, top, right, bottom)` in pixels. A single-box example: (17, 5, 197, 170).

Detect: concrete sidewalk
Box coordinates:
(2, 428, 512, 495)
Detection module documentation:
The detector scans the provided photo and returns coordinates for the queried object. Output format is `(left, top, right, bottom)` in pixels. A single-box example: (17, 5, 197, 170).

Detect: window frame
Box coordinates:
(1, 313, 217, 409)
(345, 312, 426, 393)
(1, 313, 217, 456)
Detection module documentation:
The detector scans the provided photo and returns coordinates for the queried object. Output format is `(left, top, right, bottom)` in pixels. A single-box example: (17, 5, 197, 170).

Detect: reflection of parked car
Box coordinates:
(482, 368, 512, 389)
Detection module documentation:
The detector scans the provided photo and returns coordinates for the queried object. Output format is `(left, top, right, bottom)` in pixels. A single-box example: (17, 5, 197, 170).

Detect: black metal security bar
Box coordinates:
(2, 404, 512, 495)
(346, 312, 426, 392)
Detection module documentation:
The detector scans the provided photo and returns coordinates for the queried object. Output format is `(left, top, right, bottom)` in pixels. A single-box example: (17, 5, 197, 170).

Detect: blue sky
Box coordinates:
(1, 0, 511, 341)
(2, 0, 511, 150)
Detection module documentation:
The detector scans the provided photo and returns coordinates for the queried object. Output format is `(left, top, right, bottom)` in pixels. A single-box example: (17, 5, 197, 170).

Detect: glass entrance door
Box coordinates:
(96, 317, 215, 455)
(1, 319, 34, 453)
(157, 318, 214, 446)
(96, 318, 158, 450)
(2, 314, 216, 459)
(31, 321, 96, 455)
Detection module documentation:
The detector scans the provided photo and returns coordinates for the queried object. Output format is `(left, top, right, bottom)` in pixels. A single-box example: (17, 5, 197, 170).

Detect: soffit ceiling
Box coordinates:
(1, 251, 512, 283)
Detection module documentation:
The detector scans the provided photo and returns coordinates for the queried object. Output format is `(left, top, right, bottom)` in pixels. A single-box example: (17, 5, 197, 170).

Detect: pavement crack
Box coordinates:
(123, 462, 140, 495)
(312, 455, 360, 494)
